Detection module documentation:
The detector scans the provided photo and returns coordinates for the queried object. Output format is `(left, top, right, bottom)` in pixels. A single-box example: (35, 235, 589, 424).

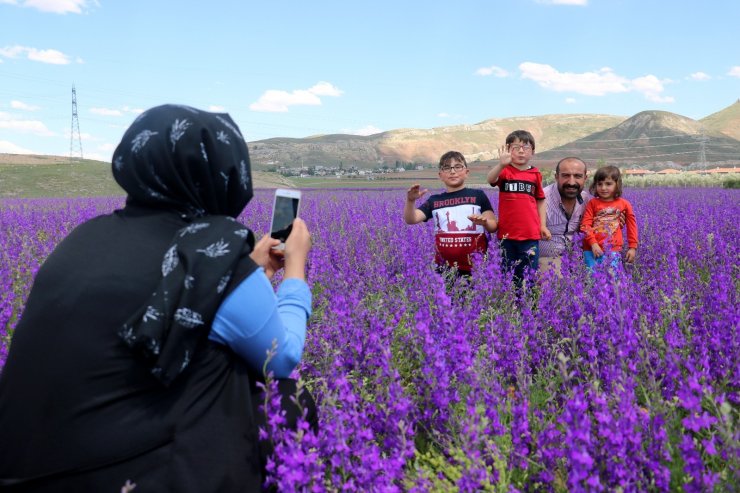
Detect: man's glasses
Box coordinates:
(509, 144, 533, 152)
(439, 164, 466, 173)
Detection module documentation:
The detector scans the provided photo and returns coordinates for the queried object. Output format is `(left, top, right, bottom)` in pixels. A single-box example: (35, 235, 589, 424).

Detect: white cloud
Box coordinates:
(28, 48, 70, 64)
(0, 112, 55, 136)
(437, 112, 464, 120)
(11, 100, 40, 111)
(0, 140, 34, 154)
(0, 45, 73, 64)
(475, 65, 509, 77)
(7, 0, 95, 14)
(536, 0, 588, 5)
(0, 46, 27, 58)
(208, 105, 226, 112)
(631, 75, 674, 103)
(565, 97, 576, 104)
(728, 66, 740, 78)
(345, 125, 382, 136)
(689, 72, 711, 81)
(519, 62, 673, 103)
(122, 106, 144, 115)
(250, 81, 343, 112)
(83, 151, 108, 161)
(307, 81, 343, 97)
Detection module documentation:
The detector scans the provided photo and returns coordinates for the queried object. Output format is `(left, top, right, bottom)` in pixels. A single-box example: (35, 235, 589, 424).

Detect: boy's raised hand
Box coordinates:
(498, 145, 512, 166)
(406, 184, 428, 202)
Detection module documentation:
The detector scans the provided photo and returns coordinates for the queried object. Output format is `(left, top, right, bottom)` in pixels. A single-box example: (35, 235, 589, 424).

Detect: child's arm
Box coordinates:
(486, 145, 511, 185)
(623, 200, 638, 263)
(537, 198, 551, 240)
(580, 201, 602, 257)
(404, 184, 428, 224)
(468, 211, 498, 233)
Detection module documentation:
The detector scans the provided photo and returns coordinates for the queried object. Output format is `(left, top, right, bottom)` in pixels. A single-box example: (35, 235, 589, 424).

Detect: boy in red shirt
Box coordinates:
(404, 151, 497, 276)
(486, 130, 551, 285)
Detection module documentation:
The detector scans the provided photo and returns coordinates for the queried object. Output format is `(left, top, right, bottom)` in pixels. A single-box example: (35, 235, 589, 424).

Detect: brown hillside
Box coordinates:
(701, 100, 740, 141)
(249, 113, 626, 168)
(536, 110, 740, 167)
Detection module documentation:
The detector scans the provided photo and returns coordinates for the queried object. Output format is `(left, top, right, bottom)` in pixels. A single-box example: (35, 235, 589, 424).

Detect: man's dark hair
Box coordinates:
(555, 157, 587, 175)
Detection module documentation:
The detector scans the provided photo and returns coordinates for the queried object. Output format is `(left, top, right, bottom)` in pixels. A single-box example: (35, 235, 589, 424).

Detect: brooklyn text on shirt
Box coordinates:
(432, 196, 478, 208)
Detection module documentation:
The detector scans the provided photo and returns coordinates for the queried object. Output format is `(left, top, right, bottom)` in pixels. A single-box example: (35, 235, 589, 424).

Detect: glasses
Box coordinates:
(509, 144, 533, 152)
(439, 164, 466, 173)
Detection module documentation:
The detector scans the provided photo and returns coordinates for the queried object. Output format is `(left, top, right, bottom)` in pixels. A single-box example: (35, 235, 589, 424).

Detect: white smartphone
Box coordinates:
(269, 189, 302, 249)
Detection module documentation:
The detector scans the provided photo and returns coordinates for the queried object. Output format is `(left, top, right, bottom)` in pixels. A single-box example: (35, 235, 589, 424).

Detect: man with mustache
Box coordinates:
(539, 156, 591, 273)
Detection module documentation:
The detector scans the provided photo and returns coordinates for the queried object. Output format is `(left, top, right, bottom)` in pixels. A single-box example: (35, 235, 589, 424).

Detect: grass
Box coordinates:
(0, 157, 297, 198)
(0, 159, 124, 198)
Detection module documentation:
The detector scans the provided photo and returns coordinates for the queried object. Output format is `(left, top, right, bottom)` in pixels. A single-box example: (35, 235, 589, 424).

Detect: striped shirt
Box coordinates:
(540, 183, 592, 258)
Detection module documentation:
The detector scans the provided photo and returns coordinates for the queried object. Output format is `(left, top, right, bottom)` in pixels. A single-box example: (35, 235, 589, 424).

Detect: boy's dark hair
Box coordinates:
(505, 130, 535, 151)
(589, 165, 623, 197)
(438, 150, 467, 168)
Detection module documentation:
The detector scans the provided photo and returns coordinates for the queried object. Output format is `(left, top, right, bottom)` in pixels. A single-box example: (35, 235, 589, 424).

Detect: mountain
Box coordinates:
(535, 109, 740, 167)
(248, 114, 626, 169)
(701, 99, 740, 141)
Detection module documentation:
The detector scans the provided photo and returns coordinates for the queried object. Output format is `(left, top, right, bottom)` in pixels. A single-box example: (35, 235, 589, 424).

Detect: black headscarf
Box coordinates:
(113, 104, 257, 386)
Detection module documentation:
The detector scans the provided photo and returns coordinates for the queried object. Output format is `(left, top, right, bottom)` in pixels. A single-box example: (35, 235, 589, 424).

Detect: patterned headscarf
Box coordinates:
(113, 104, 252, 218)
(113, 105, 258, 386)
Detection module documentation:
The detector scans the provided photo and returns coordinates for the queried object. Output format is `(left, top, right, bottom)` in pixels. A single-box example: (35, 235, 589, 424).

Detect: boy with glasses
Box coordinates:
(486, 130, 551, 285)
(404, 150, 497, 275)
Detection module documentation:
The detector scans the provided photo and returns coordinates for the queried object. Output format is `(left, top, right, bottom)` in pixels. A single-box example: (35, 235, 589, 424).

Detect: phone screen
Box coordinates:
(270, 194, 300, 242)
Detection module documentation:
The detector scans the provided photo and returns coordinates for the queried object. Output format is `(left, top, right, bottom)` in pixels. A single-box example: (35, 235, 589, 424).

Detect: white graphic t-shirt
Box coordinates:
(418, 188, 493, 272)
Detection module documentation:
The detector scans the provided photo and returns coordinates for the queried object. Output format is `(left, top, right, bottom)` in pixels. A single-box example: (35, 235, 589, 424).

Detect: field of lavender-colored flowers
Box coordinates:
(1, 188, 738, 492)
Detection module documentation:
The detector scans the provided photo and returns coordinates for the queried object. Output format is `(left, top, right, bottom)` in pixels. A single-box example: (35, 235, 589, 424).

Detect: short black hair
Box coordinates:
(505, 130, 535, 151)
(438, 150, 467, 168)
(555, 157, 587, 175)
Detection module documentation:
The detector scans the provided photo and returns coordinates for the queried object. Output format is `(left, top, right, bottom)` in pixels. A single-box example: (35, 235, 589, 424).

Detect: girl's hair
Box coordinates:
(439, 150, 467, 168)
(589, 165, 623, 197)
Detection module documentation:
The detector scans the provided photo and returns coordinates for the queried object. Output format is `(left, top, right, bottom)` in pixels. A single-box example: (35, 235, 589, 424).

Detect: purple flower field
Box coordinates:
(1, 188, 738, 492)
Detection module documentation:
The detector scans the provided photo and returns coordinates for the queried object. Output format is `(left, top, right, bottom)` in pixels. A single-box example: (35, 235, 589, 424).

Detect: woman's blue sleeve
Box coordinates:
(208, 267, 311, 378)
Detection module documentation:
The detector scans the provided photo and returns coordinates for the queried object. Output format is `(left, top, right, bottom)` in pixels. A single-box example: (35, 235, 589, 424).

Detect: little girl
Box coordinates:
(580, 165, 638, 270)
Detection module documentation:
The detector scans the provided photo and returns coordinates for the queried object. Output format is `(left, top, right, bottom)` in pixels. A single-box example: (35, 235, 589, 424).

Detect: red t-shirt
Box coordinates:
(493, 165, 545, 241)
(580, 197, 638, 251)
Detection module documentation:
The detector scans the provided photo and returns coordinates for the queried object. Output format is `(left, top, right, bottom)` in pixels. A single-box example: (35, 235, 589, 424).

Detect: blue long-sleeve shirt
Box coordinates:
(208, 267, 311, 378)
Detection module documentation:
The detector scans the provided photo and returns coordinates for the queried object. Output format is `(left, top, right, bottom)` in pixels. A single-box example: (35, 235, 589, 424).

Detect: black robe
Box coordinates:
(0, 205, 263, 492)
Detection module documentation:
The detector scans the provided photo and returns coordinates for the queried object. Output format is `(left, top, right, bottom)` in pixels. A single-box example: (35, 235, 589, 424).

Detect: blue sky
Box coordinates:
(1, 0, 739, 162)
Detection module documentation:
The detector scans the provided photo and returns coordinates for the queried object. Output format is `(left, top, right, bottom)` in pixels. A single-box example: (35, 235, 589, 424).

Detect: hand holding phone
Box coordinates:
(269, 189, 301, 250)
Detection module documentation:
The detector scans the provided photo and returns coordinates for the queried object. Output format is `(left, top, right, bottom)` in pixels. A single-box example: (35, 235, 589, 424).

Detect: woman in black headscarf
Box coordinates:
(0, 104, 315, 492)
